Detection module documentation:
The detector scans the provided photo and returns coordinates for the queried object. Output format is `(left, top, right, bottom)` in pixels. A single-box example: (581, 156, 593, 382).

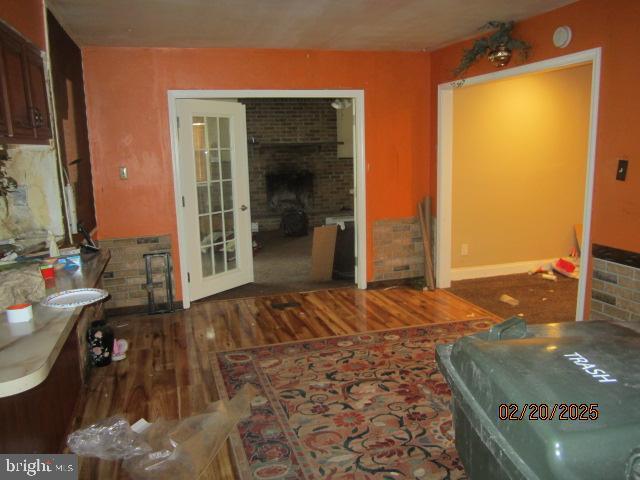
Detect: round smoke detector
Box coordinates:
(553, 26, 572, 48)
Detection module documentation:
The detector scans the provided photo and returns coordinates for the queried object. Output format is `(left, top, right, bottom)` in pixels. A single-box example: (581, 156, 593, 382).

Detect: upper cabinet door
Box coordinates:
(1, 34, 34, 140)
(0, 44, 11, 138)
(24, 47, 51, 140)
(0, 20, 52, 144)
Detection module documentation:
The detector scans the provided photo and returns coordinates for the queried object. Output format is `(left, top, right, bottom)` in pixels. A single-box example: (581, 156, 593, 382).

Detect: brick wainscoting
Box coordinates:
(591, 245, 640, 322)
(99, 235, 174, 310)
(372, 217, 425, 281)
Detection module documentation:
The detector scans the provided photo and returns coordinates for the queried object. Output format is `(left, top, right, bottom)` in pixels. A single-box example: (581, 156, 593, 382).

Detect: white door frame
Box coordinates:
(168, 89, 367, 309)
(436, 48, 602, 322)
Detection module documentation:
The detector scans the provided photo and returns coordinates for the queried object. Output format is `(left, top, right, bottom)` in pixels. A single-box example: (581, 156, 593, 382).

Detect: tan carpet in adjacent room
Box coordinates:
(206, 230, 352, 301)
(446, 272, 578, 324)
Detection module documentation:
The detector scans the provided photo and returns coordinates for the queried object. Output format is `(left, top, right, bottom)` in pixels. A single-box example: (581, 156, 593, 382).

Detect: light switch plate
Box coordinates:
(616, 159, 628, 181)
(119, 166, 128, 180)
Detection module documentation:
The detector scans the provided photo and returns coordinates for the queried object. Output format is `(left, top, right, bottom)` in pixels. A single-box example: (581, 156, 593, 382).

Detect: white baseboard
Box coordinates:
(451, 258, 557, 281)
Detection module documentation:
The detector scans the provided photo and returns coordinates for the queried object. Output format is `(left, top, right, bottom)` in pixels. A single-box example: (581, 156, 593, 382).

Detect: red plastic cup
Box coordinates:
(40, 265, 55, 280)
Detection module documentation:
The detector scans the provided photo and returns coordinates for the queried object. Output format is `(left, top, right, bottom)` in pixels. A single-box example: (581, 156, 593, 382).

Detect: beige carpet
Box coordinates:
(447, 272, 578, 324)
(205, 230, 352, 301)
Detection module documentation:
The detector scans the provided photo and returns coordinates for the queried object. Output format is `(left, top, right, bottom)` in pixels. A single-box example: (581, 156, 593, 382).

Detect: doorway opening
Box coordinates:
(168, 90, 366, 308)
(235, 97, 355, 299)
(437, 49, 601, 323)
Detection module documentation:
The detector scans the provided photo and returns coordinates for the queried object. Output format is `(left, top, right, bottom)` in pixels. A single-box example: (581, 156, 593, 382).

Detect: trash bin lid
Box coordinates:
(445, 319, 640, 480)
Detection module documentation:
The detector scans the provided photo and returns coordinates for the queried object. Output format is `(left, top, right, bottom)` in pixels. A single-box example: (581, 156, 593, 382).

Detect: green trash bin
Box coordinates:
(436, 317, 640, 480)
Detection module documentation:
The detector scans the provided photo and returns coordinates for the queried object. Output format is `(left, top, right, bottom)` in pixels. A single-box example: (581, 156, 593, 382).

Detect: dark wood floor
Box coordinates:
(71, 287, 499, 479)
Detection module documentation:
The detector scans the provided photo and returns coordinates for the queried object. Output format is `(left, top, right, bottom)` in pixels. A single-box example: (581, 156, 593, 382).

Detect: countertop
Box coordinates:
(0, 250, 110, 398)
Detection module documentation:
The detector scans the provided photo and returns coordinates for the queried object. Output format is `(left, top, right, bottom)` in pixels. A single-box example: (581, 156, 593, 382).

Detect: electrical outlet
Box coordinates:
(461, 244, 469, 256)
(251, 222, 259, 233)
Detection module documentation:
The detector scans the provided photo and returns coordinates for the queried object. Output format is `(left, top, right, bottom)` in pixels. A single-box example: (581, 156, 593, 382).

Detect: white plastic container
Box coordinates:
(5, 303, 33, 323)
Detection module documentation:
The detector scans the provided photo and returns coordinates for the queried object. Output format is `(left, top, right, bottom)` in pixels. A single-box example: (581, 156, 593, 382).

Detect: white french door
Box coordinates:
(177, 99, 253, 301)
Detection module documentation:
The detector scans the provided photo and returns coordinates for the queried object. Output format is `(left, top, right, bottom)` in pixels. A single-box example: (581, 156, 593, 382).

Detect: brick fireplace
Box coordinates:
(242, 98, 353, 231)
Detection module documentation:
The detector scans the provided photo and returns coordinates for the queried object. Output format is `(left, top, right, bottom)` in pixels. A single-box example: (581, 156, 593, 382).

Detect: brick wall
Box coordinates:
(242, 98, 353, 231)
(591, 248, 640, 322)
(372, 217, 425, 281)
(99, 235, 174, 310)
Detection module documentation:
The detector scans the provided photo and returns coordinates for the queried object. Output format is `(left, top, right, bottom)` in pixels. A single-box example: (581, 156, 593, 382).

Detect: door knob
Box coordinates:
(240, 205, 248, 211)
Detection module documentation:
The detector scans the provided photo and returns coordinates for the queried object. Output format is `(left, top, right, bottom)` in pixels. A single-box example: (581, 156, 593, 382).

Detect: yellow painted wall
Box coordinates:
(452, 64, 592, 268)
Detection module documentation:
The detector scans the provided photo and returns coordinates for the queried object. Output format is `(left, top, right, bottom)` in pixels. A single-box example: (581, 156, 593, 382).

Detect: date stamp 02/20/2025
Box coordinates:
(496, 350, 618, 422)
(498, 403, 600, 421)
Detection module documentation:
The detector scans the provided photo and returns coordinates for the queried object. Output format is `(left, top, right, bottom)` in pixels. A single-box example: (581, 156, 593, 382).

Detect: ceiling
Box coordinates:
(47, 0, 576, 51)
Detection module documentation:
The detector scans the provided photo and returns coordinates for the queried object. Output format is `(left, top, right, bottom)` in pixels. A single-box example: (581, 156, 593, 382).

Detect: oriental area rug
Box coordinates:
(213, 319, 493, 480)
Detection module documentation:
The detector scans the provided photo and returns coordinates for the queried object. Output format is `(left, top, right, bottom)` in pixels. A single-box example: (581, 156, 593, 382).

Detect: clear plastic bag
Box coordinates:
(68, 384, 257, 479)
(67, 416, 151, 460)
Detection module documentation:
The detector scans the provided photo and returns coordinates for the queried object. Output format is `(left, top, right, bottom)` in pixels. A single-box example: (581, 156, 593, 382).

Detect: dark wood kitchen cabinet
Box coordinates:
(0, 20, 52, 144)
(24, 46, 52, 140)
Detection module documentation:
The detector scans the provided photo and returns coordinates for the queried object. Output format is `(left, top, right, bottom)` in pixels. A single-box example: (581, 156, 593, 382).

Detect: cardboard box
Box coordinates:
(310, 225, 338, 281)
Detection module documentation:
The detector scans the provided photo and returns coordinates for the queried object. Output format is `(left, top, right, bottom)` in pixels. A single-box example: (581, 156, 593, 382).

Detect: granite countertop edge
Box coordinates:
(0, 250, 111, 398)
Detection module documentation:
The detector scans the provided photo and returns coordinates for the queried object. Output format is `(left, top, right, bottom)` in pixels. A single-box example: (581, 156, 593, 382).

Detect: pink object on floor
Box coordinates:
(112, 338, 128, 361)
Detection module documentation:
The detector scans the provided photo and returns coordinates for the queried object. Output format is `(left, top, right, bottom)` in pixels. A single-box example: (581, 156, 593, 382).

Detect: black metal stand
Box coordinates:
(143, 252, 174, 314)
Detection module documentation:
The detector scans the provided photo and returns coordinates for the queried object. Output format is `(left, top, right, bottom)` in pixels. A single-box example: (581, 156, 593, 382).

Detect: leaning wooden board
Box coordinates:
(574, 223, 583, 252)
(419, 197, 436, 290)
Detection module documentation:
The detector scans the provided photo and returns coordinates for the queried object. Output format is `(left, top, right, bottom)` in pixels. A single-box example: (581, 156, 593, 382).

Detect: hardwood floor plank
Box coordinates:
(297, 292, 352, 337)
(301, 292, 354, 335)
(72, 287, 498, 479)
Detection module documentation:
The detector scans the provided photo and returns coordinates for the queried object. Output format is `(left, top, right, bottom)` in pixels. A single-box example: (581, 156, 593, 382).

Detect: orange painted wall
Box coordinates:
(430, 0, 640, 256)
(82, 48, 431, 294)
(0, 0, 45, 50)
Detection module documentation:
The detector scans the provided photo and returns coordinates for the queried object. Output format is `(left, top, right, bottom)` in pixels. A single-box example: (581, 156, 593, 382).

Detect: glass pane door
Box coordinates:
(178, 98, 252, 302)
(192, 115, 237, 278)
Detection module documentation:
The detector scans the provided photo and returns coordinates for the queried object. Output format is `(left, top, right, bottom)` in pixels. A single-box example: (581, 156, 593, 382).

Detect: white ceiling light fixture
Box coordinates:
(553, 26, 572, 48)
